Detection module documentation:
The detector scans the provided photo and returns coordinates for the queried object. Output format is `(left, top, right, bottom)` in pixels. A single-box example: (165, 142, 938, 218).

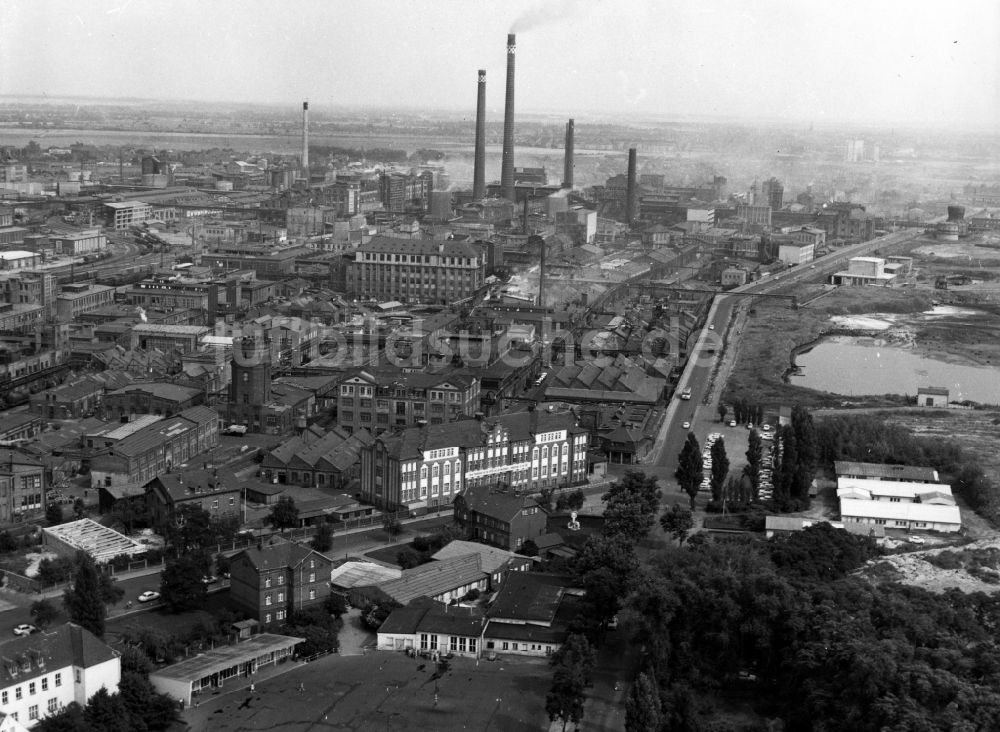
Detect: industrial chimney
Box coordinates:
(501, 34, 516, 201)
(301, 101, 309, 173)
(562, 119, 575, 190)
(473, 70, 487, 200)
(626, 147, 638, 225)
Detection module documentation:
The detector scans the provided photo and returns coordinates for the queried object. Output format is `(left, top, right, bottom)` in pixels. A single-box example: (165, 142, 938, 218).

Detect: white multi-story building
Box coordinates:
(0, 623, 120, 728)
(361, 411, 589, 512)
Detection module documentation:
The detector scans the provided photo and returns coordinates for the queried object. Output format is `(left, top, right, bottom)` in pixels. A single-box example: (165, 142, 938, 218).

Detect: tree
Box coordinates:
(160, 555, 207, 612)
(745, 429, 763, 489)
(33, 702, 89, 732)
(675, 433, 704, 511)
(30, 598, 59, 629)
(83, 687, 130, 732)
(118, 671, 181, 731)
(791, 405, 818, 502)
(382, 512, 402, 539)
(311, 522, 333, 553)
(546, 634, 597, 732)
(602, 471, 662, 542)
(63, 552, 106, 638)
(46, 502, 64, 526)
(268, 496, 299, 531)
(660, 504, 694, 546)
(717, 403, 728, 423)
(710, 437, 730, 503)
(625, 671, 663, 732)
(98, 572, 125, 606)
(72, 497, 85, 520)
(518, 538, 539, 557)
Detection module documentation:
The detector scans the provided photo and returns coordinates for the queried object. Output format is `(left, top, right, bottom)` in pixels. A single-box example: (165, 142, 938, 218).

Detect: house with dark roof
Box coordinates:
(145, 468, 242, 528)
(376, 598, 483, 658)
(0, 623, 120, 727)
(430, 540, 534, 589)
(28, 376, 106, 420)
(456, 487, 546, 552)
(228, 541, 334, 625)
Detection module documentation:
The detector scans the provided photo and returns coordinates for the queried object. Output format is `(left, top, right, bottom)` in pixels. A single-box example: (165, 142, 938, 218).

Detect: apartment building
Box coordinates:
(361, 411, 588, 513)
(344, 237, 487, 304)
(336, 370, 480, 435)
(379, 171, 433, 213)
(229, 543, 334, 625)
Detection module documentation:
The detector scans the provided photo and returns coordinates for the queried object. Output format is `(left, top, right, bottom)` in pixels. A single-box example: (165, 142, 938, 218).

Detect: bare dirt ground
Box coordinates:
(859, 537, 1000, 594)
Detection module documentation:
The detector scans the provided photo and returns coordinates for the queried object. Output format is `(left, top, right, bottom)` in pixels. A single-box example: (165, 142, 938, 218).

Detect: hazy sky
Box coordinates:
(2, 0, 998, 129)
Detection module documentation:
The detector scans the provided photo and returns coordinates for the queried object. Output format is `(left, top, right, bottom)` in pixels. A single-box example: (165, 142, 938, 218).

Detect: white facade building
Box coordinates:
(0, 624, 120, 728)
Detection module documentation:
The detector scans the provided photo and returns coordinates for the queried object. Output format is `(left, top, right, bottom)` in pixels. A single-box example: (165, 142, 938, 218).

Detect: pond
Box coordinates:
(789, 336, 1000, 405)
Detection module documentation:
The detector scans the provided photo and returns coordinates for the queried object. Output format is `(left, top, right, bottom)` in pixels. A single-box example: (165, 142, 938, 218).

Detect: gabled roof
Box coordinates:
(463, 486, 540, 524)
(235, 542, 330, 573)
(431, 541, 534, 575)
(378, 600, 482, 638)
(0, 623, 117, 687)
(374, 554, 484, 605)
(148, 468, 240, 502)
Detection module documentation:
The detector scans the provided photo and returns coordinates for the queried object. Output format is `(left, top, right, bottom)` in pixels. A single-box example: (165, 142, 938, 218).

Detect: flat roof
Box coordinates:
(839, 498, 962, 525)
(0, 251, 38, 259)
(150, 633, 304, 682)
(833, 461, 939, 483)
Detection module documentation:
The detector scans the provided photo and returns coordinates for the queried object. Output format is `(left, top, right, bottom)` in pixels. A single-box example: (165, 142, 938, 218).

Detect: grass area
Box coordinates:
(106, 590, 235, 641)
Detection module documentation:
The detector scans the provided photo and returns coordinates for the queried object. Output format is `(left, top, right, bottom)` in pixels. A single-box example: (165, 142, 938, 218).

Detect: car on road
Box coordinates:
(708, 324, 715, 330)
(682, 421, 691, 429)
(137, 591, 161, 603)
(12, 624, 37, 636)
(909, 536, 926, 545)
(729, 420, 736, 427)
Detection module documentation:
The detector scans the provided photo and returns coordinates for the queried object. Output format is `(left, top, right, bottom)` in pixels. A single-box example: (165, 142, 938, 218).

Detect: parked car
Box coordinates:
(762, 424, 772, 432)
(682, 421, 691, 429)
(137, 591, 161, 603)
(729, 420, 737, 427)
(909, 536, 926, 545)
(200, 576, 217, 585)
(12, 624, 37, 636)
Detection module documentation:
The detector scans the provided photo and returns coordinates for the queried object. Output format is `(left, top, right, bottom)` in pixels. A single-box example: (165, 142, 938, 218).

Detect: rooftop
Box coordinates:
(833, 461, 939, 483)
(149, 633, 303, 683)
(42, 518, 146, 563)
(374, 554, 484, 605)
(0, 623, 117, 687)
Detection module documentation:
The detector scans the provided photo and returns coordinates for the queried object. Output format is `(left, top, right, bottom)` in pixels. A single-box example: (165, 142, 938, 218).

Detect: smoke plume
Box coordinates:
(510, 0, 587, 33)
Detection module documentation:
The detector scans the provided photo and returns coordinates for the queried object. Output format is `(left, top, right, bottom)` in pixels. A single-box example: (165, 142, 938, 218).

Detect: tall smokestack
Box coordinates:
(301, 101, 309, 173)
(626, 147, 638, 226)
(563, 119, 574, 189)
(473, 70, 487, 200)
(537, 236, 546, 309)
(501, 34, 516, 201)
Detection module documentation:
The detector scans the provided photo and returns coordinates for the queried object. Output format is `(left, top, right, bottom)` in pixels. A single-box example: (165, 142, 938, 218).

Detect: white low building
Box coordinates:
(0, 623, 120, 729)
(839, 498, 962, 533)
(836, 477, 955, 504)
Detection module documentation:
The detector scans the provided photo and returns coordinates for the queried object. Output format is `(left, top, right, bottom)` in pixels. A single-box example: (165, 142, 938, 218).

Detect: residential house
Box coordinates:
(228, 542, 334, 625)
(456, 487, 546, 552)
(145, 468, 242, 529)
(0, 623, 120, 729)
